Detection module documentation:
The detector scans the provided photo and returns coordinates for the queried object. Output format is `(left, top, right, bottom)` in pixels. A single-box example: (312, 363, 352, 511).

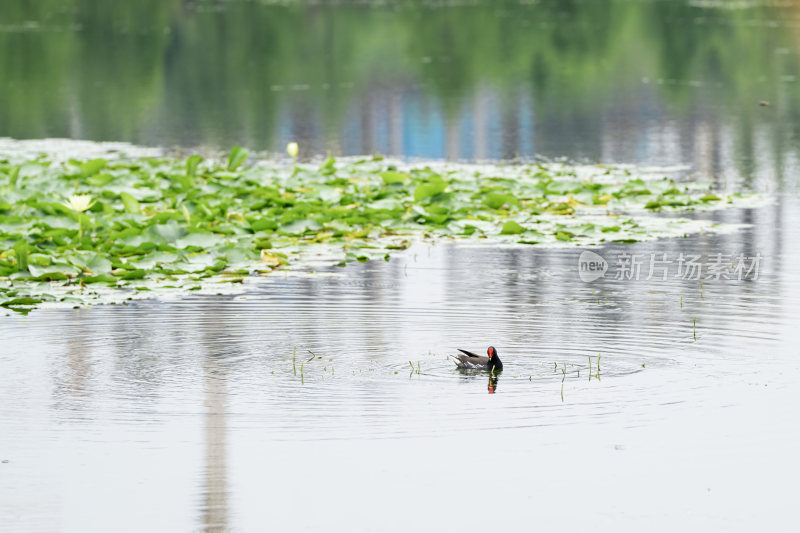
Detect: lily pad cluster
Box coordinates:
(0, 146, 756, 313)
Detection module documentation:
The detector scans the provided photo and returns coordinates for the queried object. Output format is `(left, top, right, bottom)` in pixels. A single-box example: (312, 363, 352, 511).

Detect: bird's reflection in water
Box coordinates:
(488, 374, 499, 394)
(454, 368, 501, 393)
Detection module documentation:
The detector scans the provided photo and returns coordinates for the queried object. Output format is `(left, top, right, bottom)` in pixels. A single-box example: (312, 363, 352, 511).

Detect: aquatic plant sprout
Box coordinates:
(0, 146, 766, 313)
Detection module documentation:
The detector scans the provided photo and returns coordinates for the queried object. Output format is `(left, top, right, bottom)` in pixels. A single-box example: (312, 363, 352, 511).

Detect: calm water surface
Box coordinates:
(2, 0, 800, 531)
(2, 199, 800, 531)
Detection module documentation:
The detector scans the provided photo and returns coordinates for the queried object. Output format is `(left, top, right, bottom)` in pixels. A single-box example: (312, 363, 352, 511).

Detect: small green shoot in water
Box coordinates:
(680, 296, 683, 309)
(293, 346, 297, 376)
(306, 350, 316, 362)
(693, 317, 697, 341)
(300, 361, 304, 384)
(595, 353, 601, 380)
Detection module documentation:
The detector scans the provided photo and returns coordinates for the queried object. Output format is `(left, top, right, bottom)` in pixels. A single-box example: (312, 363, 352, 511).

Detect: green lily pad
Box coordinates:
(0, 148, 761, 313)
(175, 232, 225, 249)
(227, 145, 250, 171)
(414, 176, 447, 202)
(500, 220, 525, 235)
(120, 192, 140, 214)
(1, 297, 42, 307)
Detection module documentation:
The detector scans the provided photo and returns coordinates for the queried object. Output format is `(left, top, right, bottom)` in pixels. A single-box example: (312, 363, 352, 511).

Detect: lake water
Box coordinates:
(3, 199, 799, 531)
(2, 0, 800, 531)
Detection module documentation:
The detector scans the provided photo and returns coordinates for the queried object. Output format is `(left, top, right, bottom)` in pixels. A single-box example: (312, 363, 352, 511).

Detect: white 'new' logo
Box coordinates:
(578, 250, 607, 282)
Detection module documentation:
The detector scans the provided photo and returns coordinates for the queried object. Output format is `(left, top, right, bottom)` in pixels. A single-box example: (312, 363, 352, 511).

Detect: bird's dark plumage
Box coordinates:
(452, 346, 503, 372)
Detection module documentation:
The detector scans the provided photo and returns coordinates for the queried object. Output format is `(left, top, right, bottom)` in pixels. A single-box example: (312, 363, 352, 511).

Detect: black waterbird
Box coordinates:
(452, 346, 503, 372)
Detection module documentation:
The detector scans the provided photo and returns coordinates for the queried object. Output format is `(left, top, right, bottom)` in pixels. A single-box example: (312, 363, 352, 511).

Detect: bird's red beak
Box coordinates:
(488, 347, 494, 359)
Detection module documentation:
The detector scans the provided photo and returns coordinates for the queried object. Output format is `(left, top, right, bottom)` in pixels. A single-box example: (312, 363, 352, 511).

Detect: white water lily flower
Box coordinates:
(286, 142, 299, 159)
(63, 194, 95, 213)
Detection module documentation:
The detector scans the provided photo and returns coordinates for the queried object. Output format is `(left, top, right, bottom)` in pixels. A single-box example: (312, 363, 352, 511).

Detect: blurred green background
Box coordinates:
(1, 0, 799, 175)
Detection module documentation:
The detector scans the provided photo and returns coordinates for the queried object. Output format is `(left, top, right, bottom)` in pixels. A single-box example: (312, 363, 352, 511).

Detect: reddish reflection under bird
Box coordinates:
(488, 376, 498, 394)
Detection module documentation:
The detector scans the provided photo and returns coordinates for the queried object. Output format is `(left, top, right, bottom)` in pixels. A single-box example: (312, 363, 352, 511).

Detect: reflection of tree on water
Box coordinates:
(51, 314, 96, 414)
(196, 309, 241, 533)
(1, 0, 799, 176)
(202, 361, 228, 532)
